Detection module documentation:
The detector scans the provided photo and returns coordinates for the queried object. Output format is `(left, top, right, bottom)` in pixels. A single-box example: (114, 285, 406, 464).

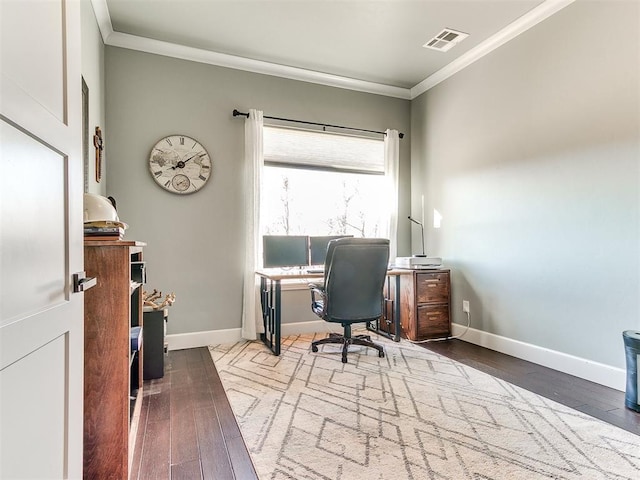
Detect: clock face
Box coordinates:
(148, 135, 212, 194)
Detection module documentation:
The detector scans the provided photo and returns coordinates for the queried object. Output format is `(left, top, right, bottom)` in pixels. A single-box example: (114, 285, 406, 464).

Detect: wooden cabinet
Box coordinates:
(399, 269, 451, 341)
(83, 240, 145, 479)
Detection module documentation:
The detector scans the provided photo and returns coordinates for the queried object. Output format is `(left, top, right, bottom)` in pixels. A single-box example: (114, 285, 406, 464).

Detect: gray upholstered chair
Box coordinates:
(309, 237, 389, 363)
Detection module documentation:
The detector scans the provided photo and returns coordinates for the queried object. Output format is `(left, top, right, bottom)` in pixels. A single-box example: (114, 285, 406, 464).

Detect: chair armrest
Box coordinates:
(309, 283, 326, 316)
(308, 283, 325, 300)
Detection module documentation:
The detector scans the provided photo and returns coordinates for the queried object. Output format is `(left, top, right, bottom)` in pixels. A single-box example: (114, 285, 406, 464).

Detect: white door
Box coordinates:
(0, 0, 84, 478)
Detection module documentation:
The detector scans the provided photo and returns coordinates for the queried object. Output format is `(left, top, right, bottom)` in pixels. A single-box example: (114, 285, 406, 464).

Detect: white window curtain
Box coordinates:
(241, 109, 264, 340)
(385, 129, 400, 261)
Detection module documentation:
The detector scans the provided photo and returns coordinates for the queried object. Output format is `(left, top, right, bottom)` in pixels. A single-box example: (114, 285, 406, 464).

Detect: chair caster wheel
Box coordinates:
(341, 357, 348, 364)
(311, 345, 318, 352)
(379, 351, 385, 358)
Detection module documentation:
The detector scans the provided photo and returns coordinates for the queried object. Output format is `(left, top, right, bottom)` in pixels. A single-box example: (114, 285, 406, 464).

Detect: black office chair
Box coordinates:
(309, 238, 390, 363)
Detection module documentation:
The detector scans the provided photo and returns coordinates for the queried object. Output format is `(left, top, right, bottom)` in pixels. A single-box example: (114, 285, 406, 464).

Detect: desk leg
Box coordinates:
(259, 277, 282, 356)
(259, 276, 268, 347)
(274, 280, 281, 355)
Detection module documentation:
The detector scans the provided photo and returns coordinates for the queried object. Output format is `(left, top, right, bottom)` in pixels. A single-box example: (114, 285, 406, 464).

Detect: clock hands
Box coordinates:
(171, 152, 201, 170)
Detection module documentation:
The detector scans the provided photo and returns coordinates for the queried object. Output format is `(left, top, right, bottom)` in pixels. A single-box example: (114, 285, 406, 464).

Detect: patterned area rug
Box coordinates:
(210, 333, 640, 479)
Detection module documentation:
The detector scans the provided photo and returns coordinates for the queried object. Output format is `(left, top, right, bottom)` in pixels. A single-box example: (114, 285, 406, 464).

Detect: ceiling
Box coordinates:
(99, 0, 568, 98)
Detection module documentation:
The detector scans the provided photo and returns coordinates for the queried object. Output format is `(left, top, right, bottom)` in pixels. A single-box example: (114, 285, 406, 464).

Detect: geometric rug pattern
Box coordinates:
(210, 333, 640, 480)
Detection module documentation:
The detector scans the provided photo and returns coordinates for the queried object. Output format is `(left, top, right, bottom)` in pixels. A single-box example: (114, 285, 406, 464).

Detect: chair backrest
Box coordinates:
(323, 238, 390, 322)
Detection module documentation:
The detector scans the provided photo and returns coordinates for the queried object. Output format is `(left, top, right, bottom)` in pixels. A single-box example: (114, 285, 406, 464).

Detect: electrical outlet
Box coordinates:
(462, 300, 470, 313)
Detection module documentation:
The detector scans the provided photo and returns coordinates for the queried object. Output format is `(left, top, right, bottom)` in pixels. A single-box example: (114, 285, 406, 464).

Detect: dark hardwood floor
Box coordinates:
(130, 347, 258, 480)
(132, 339, 639, 479)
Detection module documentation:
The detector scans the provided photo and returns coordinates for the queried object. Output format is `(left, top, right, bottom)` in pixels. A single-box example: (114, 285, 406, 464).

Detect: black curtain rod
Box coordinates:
(232, 109, 404, 139)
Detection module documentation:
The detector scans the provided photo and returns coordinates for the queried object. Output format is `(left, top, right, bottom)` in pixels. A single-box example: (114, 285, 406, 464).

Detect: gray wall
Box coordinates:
(105, 47, 411, 336)
(80, 0, 106, 196)
(411, 0, 639, 369)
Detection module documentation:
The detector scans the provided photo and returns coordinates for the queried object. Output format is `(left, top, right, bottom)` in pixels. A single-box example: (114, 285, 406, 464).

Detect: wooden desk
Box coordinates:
(255, 269, 408, 355)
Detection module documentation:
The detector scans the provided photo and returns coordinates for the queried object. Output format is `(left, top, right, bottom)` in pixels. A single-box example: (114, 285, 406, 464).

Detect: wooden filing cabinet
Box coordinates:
(399, 269, 451, 341)
(83, 240, 145, 479)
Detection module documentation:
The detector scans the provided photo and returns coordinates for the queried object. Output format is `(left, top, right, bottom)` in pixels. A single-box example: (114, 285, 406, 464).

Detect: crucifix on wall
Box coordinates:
(93, 126, 103, 183)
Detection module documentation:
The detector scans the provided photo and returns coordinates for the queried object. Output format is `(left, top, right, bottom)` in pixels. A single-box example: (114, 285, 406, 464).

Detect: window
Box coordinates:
(261, 126, 388, 238)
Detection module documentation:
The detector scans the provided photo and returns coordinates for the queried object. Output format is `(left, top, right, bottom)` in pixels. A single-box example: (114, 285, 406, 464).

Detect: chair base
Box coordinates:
(311, 332, 385, 363)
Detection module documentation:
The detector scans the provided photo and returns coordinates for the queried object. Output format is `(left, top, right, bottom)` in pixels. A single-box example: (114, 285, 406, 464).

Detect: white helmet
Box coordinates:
(83, 193, 128, 229)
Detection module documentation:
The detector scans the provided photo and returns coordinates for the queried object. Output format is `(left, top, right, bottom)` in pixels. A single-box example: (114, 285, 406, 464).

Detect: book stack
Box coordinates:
(84, 221, 125, 240)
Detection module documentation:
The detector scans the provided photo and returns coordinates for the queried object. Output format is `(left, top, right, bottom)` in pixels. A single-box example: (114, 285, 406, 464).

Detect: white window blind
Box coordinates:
(263, 126, 384, 174)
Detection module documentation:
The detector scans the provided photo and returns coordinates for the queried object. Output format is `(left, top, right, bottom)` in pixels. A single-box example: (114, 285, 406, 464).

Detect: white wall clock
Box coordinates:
(149, 134, 212, 194)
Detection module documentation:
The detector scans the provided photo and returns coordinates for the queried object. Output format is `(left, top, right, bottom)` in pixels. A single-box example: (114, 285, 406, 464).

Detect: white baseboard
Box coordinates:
(451, 323, 626, 392)
(283, 320, 330, 335)
(166, 328, 243, 351)
(167, 321, 626, 392)
(166, 320, 331, 351)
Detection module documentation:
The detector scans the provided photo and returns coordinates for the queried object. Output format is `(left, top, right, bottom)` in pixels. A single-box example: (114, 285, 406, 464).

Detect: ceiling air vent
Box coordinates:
(423, 28, 469, 52)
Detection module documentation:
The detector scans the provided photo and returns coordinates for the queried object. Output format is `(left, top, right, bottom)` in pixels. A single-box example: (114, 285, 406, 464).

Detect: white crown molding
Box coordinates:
(106, 31, 412, 99)
(410, 0, 576, 99)
(91, 0, 573, 100)
(90, 0, 114, 44)
(91, 0, 409, 98)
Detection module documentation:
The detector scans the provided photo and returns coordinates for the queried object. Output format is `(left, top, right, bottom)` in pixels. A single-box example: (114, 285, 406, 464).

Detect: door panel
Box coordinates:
(0, 0, 65, 122)
(0, 0, 83, 478)
(0, 335, 68, 479)
(1, 122, 67, 326)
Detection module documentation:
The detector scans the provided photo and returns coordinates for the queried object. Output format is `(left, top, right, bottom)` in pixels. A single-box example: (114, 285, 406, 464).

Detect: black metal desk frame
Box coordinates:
(257, 270, 404, 356)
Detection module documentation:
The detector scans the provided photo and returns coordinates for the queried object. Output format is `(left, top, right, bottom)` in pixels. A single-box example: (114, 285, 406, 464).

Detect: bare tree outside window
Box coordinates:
(261, 126, 387, 239)
(262, 168, 385, 237)
(279, 176, 291, 235)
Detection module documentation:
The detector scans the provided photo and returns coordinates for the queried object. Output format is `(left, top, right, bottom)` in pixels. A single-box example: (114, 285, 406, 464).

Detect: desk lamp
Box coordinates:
(408, 216, 426, 257)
